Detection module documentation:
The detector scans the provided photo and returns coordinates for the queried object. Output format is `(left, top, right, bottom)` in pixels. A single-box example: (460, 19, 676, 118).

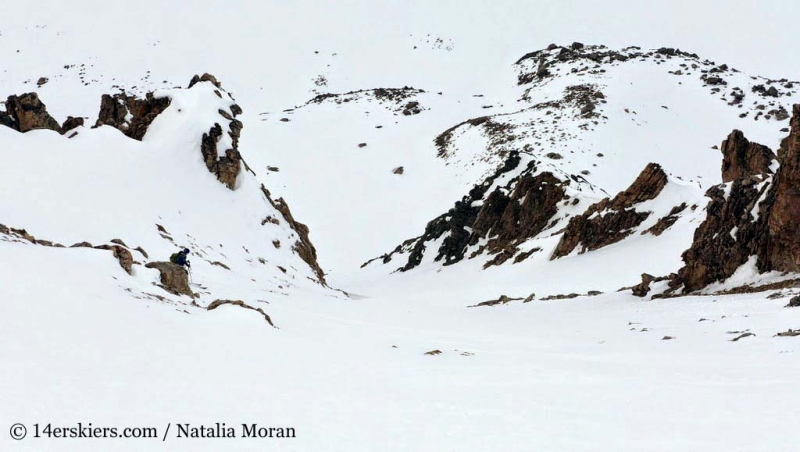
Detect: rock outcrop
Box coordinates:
(191, 74, 245, 190)
(365, 152, 576, 271)
(206, 299, 275, 327)
(0, 93, 62, 133)
(95, 244, 133, 274)
(60, 116, 84, 134)
(552, 163, 668, 259)
(720, 130, 776, 182)
(188, 73, 222, 89)
(95, 92, 171, 140)
(145, 261, 194, 297)
(261, 184, 326, 285)
(764, 105, 800, 272)
(670, 105, 800, 293)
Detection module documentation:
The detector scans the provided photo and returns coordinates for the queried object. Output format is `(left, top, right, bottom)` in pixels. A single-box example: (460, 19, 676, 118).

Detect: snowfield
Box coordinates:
(3, 1, 800, 451)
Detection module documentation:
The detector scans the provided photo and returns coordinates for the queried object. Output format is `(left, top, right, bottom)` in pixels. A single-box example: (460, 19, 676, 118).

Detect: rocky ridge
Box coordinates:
(362, 151, 600, 271)
(551, 163, 675, 258)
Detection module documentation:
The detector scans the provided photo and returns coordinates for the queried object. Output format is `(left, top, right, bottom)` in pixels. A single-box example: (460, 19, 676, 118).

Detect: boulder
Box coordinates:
(631, 273, 656, 297)
(145, 261, 193, 297)
(60, 116, 84, 134)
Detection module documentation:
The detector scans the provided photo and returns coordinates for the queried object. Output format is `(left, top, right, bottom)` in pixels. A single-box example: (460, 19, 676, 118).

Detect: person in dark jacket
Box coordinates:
(170, 248, 191, 270)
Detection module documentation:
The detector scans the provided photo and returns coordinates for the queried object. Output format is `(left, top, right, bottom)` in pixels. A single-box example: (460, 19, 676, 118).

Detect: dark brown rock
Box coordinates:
(261, 184, 326, 285)
(671, 175, 771, 292)
(720, 130, 776, 182)
(402, 101, 422, 116)
(368, 152, 574, 270)
(60, 116, 84, 134)
(552, 163, 668, 259)
(200, 122, 242, 189)
(188, 73, 222, 89)
(631, 273, 656, 297)
(145, 261, 194, 297)
(644, 203, 687, 236)
(671, 105, 800, 293)
(0, 93, 62, 133)
(764, 105, 800, 273)
(95, 92, 171, 140)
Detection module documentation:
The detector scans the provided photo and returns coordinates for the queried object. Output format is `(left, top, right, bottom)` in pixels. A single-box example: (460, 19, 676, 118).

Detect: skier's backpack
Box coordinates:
(169, 252, 180, 264)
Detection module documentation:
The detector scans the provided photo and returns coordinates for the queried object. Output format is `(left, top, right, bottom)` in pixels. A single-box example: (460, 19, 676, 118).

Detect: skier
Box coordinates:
(170, 248, 191, 271)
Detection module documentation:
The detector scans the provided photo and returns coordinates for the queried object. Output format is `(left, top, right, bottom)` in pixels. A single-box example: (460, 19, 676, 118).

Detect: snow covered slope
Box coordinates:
(4, 3, 800, 451)
(355, 44, 799, 291)
(0, 76, 331, 306)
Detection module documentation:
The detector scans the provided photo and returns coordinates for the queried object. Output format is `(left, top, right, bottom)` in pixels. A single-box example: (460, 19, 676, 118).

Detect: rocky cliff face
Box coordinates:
(670, 104, 800, 292)
(764, 104, 800, 272)
(363, 152, 584, 271)
(720, 130, 776, 182)
(551, 163, 669, 259)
